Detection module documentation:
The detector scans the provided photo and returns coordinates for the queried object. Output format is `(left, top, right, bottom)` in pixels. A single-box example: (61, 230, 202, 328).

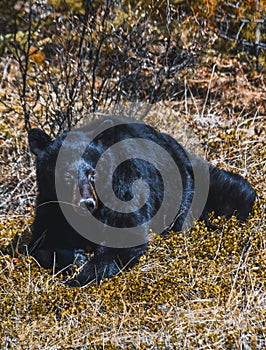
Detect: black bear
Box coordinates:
(28, 115, 256, 287)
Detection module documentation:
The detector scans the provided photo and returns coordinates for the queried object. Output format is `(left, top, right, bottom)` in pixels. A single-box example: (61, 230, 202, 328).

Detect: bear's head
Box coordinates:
(28, 127, 104, 213)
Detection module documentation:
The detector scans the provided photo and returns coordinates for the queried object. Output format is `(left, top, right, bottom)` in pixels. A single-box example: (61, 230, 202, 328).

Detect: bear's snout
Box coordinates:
(79, 197, 97, 212)
(77, 173, 98, 213)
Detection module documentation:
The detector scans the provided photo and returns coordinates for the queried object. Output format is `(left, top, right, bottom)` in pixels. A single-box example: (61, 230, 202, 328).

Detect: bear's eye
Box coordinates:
(88, 171, 96, 183)
(65, 172, 74, 185)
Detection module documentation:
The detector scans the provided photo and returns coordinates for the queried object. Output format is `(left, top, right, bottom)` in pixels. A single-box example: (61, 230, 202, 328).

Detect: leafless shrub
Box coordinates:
(216, 1, 266, 71)
(1, 0, 204, 135)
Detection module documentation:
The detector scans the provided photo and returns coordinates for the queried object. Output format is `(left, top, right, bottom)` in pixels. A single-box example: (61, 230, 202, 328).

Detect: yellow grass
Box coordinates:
(0, 55, 265, 349)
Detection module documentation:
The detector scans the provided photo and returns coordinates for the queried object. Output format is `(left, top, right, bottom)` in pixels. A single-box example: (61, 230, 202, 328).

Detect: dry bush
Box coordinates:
(0, 0, 204, 135)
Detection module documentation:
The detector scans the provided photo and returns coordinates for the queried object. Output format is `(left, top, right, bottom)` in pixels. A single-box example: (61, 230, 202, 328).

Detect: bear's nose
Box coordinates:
(79, 198, 97, 212)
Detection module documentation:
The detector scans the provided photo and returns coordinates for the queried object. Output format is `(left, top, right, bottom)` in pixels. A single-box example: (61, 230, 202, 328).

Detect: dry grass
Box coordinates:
(0, 55, 265, 349)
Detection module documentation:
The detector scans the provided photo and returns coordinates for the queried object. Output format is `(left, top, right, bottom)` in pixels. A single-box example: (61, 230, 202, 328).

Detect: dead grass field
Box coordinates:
(0, 55, 265, 349)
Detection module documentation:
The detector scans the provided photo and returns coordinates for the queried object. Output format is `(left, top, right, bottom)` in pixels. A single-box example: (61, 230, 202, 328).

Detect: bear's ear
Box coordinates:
(94, 119, 115, 145)
(28, 128, 52, 156)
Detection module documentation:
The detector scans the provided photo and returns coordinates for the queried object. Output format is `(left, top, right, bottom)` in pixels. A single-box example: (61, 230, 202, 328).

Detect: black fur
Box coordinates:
(28, 116, 256, 287)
